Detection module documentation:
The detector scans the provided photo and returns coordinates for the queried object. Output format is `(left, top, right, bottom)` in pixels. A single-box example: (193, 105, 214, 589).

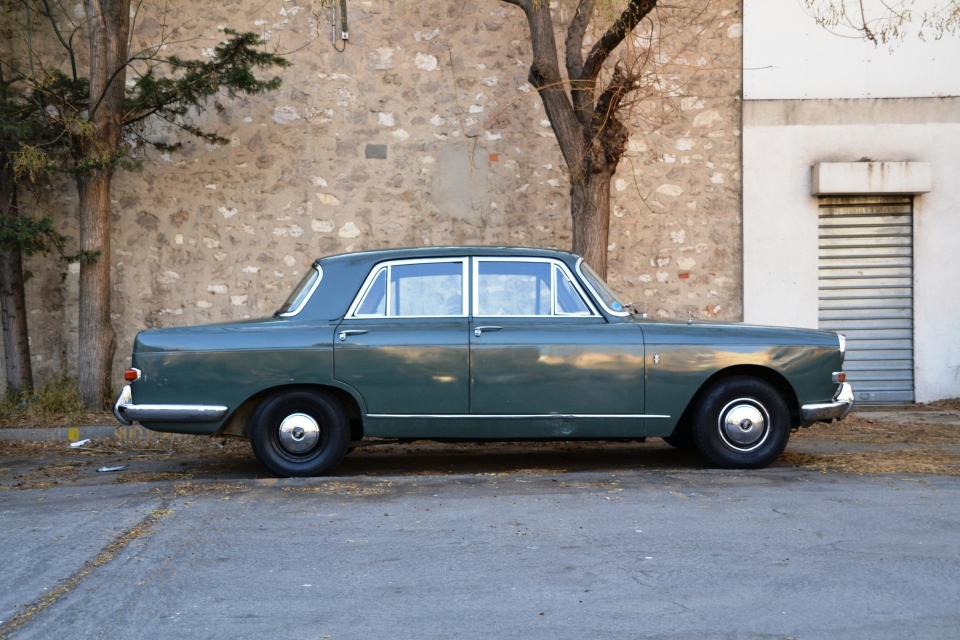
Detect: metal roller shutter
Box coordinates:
(818, 195, 914, 404)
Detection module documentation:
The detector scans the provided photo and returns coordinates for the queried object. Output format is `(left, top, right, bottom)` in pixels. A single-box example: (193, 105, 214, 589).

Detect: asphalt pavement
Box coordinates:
(1, 447, 958, 639)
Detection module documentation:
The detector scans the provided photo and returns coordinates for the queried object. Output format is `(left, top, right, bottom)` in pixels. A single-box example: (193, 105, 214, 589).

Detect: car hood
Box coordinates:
(629, 315, 841, 347)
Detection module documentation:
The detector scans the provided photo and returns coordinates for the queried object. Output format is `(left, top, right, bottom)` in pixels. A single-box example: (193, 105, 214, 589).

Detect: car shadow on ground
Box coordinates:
(0, 440, 716, 489)
(333, 441, 707, 477)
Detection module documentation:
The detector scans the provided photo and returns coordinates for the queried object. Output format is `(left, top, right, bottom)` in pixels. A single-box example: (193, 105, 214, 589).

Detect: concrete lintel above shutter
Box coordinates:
(812, 162, 931, 196)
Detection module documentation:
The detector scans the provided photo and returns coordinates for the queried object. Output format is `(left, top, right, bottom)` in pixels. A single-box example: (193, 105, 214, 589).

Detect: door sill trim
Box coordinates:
(365, 413, 670, 419)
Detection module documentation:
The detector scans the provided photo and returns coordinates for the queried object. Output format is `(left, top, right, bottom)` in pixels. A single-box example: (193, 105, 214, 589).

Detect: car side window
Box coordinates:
(390, 262, 463, 316)
(352, 260, 465, 317)
(554, 266, 591, 315)
(475, 259, 597, 317)
(476, 261, 553, 316)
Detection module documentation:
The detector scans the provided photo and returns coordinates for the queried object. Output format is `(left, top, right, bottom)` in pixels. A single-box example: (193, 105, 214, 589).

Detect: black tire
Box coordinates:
(249, 389, 350, 477)
(662, 420, 697, 450)
(691, 376, 791, 469)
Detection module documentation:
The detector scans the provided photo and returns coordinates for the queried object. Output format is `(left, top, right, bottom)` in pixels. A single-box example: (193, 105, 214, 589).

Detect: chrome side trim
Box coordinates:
(113, 385, 229, 424)
(575, 258, 630, 317)
(366, 413, 670, 419)
(118, 405, 229, 423)
(278, 264, 324, 318)
(113, 384, 133, 426)
(800, 382, 855, 425)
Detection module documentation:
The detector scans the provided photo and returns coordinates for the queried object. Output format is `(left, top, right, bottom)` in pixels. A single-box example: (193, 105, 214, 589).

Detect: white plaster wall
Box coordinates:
(744, 0, 960, 99)
(743, 107, 960, 402)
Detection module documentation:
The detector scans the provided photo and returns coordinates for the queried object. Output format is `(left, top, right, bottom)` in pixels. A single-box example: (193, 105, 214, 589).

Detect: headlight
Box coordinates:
(837, 333, 846, 364)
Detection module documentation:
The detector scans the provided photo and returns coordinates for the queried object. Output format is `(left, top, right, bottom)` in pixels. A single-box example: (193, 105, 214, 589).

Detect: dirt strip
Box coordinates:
(0, 505, 173, 639)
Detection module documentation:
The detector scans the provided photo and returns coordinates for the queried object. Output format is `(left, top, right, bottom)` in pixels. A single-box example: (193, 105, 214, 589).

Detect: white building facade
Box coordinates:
(741, 0, 960, 403)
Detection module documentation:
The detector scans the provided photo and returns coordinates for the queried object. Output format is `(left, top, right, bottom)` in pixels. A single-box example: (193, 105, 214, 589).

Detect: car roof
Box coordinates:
(316, 245, 581, 265)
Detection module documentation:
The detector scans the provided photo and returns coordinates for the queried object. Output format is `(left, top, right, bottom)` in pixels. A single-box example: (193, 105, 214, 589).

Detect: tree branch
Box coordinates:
(39, 0, 79, 83)
(594, 64, 630, 129)
(581, 0, 657, 82)
(565, 0, 595, 125)
(505, 0, 585, 175)
(565, 0, 594, 80)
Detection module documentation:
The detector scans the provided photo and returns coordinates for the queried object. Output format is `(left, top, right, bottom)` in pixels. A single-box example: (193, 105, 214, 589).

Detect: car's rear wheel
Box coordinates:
(691, 376, 790, 469)
(250, 389, 349, 477)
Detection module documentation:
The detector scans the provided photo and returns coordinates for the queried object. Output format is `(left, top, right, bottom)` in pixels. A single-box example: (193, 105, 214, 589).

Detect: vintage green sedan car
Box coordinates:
(114, 246, 853, 476)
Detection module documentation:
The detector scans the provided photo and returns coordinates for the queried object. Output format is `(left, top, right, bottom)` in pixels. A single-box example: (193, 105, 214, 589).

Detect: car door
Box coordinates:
(334, 258, 469, 416)
(468, 258, 646, 437)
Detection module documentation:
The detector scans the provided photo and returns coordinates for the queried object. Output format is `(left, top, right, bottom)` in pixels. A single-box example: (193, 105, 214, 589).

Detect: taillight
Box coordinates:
(832, 372, 846, 384)
(125, 368, 141, 382)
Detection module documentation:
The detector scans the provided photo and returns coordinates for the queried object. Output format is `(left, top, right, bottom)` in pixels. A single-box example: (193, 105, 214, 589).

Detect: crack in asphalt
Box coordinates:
(0, 502, 175, 639)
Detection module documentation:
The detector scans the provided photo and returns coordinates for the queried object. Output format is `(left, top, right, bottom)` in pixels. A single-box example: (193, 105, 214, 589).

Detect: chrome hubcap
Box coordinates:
(718, 399, 769, 452)
(278, 413, 320, 454)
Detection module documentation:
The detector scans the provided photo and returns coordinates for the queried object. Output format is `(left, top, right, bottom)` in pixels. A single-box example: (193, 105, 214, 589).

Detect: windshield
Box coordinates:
(275, 266, 321, 316)
(579, 262, 627, 314)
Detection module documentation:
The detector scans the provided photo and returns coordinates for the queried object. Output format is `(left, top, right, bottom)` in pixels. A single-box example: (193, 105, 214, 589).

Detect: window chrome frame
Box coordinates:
(575, 257, 630, 317)
(345, 257, 469, 319)
(277, 264, 324, 318)
(472, 256, 599, 318)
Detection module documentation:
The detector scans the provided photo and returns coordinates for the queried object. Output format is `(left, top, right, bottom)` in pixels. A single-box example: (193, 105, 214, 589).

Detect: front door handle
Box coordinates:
(474, 326, 502, 337)
(339, 329, 369, 341)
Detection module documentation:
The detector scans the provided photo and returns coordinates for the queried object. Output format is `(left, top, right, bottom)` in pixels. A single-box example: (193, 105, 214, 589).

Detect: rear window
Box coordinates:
(276, 266, 320, 316)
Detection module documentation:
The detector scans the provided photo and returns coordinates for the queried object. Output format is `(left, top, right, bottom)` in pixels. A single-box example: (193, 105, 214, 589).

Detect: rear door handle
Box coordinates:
(474, 326, 502, 337)
(339, 329, 368, 341)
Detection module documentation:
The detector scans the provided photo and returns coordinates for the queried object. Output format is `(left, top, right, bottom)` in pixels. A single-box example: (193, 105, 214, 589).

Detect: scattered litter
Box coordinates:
(97, 465, 128, 473)
(70, 439, 91, 448)
(218, 440, 227, 448)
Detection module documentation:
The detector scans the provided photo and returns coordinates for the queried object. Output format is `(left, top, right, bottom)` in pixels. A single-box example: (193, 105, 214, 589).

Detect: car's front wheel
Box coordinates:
(691, 376, 791, 469)
(250, 389, 349, 477)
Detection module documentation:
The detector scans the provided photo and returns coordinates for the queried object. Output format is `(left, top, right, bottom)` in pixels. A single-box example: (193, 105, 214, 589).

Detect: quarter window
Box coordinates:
(355, 268, 386, 315)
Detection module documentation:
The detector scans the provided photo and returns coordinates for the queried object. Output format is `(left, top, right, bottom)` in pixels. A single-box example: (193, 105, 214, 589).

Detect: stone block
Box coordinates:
(365, 144, 388, 159)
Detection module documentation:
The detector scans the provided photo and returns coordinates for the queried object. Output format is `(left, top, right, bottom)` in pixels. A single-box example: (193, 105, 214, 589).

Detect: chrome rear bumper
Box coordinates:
(800, 382, 855, 425)
(113, 385, 228, 426)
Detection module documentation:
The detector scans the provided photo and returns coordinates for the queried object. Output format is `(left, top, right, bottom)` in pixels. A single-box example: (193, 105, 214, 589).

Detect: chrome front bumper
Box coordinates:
(113, 385, 228, 426)
(800, 382, 855, 425)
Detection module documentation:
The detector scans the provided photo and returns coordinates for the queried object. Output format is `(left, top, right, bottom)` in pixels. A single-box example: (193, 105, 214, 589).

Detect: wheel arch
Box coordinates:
(671, 365, 802, 437)
(216, 383, 365, 441)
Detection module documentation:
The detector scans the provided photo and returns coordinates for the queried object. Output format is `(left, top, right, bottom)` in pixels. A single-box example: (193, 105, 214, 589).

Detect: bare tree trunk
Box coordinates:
(0, 163, 34, 395)
(570, 172, 613, 280)
(76, 0, 128, 407)
(76, 173, 117, 407)
(506, 0, 653, 282)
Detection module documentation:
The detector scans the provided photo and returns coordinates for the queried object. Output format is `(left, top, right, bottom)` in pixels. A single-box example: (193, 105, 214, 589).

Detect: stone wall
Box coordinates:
(12, 0, 743, 385)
